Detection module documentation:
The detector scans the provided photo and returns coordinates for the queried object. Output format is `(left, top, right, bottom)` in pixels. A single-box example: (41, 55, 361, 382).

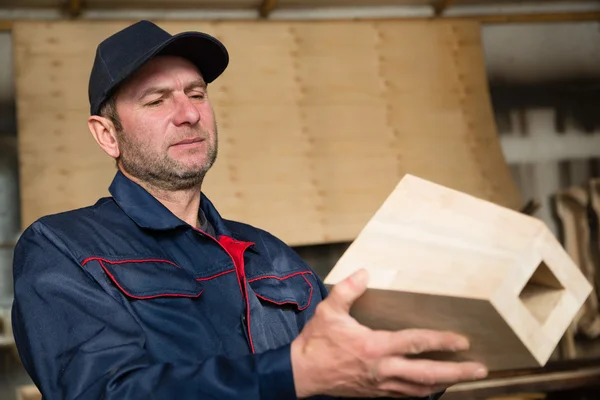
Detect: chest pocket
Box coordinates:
(246, 271, 315, 352)
(92, 258, 237, 362)
(99, 258, 203, 299)
(248, 272, 313, 311)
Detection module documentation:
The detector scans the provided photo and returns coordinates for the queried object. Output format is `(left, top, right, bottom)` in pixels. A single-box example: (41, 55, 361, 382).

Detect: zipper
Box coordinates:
(192, 227, 256, 353)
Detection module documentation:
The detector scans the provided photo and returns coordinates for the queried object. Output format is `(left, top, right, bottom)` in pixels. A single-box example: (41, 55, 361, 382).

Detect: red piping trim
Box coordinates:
(192, 228, 256, 354)
(252, 274, 313, 311)
(192, 228, 246, 300)
(82, 257, 235, 283)
(219, 237, 255, 355)
(247, 271, 312, 283)
(98, 260, 203, 300)
(82, 257, 181, 269)
(195, 269, 235, 281)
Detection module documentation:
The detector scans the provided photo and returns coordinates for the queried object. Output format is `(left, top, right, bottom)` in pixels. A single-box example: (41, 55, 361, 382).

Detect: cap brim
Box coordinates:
(153, 32, 229, 83)
(108, 31, 228, 100)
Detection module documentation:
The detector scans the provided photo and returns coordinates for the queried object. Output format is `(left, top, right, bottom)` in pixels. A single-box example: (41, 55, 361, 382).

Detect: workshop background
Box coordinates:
(1, 1, 600, 399)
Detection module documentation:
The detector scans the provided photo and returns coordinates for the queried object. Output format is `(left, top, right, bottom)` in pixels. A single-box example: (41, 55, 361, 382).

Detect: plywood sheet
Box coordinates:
(14, 20, 521, 245)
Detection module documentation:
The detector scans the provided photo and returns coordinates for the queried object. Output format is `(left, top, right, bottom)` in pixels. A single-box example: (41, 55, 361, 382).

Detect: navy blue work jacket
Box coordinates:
(12, 171, 440, 400)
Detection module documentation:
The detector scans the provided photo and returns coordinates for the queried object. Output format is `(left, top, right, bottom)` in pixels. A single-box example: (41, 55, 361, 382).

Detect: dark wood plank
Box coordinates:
(443, 358, 600, 400)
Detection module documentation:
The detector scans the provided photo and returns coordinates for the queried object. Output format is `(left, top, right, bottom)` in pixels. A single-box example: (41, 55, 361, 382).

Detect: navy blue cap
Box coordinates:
(88, 20, 229, 116)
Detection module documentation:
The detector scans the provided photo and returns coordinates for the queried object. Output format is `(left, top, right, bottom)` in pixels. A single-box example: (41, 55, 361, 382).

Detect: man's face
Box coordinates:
(113, 55, 218, 191)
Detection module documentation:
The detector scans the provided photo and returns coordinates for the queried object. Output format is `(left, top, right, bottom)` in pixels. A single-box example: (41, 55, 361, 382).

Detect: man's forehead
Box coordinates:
(121, 55, 206, 95)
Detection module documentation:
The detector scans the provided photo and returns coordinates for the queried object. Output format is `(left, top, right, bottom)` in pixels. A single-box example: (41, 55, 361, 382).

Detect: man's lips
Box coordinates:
(172, 137, 205, 146)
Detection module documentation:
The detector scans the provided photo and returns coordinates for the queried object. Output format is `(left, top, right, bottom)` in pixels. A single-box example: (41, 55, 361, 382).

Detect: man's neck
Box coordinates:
(122, 170, 202, 228)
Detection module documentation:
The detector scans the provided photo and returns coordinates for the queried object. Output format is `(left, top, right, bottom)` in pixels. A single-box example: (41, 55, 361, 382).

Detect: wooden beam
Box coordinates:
(500, 133, 600, 164)
(434, 0, 455, 16)
(259, 0, 279, 18)
(469, 11, 600, 24)
(68, 0, 82, 18)
(0, 10, 598, 25)
(0, 21, 13, 32)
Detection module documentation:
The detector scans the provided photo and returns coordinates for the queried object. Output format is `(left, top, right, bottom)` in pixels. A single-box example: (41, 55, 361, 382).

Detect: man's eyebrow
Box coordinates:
(137, 80, 207, 101)
(137, 86, 170, 101)
(185, 79, 207, 91)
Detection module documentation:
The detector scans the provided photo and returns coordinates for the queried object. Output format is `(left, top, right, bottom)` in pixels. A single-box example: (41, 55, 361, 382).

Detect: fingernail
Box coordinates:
(357, 268, 369, 282)
(473, 368, 488, 379)
(454, 338, 469, 350)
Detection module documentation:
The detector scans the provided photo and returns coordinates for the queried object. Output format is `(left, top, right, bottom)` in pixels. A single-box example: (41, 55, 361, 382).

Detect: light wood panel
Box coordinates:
(16, 386, 41, 400)
(325, 175, 592, 371)
(14, 20, 521, 245)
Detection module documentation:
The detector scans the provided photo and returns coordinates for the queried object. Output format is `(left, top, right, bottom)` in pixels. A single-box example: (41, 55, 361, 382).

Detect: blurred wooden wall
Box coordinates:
(13, 19, 521, 246)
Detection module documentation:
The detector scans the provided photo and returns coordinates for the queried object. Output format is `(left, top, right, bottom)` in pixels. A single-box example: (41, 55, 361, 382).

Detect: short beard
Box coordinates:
(115, 127, 218, 192)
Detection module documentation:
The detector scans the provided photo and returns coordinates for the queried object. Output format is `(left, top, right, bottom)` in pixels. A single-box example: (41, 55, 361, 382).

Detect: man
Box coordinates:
(12, 20, 487, 399)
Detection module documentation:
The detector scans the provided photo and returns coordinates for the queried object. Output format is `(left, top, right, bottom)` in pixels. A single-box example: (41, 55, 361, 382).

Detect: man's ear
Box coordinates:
(88, 115, 120, 159)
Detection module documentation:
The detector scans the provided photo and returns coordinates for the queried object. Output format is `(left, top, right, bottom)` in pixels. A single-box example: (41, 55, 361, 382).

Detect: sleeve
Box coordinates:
(11, 222, 297, 400)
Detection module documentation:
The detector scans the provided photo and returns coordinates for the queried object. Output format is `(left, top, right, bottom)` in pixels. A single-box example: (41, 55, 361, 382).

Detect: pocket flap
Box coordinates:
(248, 272, 313, 310)
(98, 258, 203, 299)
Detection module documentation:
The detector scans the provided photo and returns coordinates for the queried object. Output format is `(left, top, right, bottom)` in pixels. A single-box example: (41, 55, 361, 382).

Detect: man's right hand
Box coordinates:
(291, 269, 489, 398)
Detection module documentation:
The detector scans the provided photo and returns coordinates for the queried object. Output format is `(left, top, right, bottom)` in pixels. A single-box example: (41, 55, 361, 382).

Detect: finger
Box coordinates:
(326, 268, 369, 314)
(383, 329, 471, 355)
(376, 357, 488, 386)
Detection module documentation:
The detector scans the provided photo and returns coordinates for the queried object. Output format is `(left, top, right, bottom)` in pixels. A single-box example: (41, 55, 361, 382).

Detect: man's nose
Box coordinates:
(172, 95, 201, 126)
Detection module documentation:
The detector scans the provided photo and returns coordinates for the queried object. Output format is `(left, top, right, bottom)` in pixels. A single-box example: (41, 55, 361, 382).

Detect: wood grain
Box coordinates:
(325, 174, 592, 371)
(14, 20, 521, 245)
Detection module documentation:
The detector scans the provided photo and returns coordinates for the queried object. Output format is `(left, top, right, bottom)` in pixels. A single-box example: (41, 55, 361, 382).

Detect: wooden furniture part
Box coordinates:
(442, 356, 600, 400)
(552, 187, 583, 361)
(586, 179, 600, 325)
(325, 174, 592, 371)
(552, 185, 600, 362)
(13, 20, 522, 246)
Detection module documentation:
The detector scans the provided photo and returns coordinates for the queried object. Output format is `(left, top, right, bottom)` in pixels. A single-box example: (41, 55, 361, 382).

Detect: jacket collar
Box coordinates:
(108, 170, 233, 237)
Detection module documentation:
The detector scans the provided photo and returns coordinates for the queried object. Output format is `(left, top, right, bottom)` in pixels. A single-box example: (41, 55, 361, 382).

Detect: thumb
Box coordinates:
(327, 268, 369, 314)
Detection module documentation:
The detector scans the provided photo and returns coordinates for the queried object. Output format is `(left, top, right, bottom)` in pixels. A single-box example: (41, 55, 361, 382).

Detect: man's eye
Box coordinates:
(190, 94, 205, 99)
(146, 99, 162, 106)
